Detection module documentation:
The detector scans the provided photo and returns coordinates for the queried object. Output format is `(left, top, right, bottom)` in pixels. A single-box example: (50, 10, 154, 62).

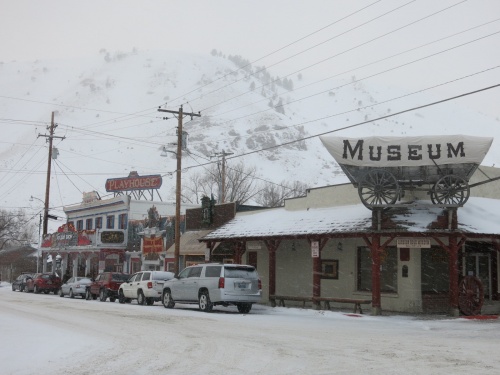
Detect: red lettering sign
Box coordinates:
(143, 237, 164, 254)
(105, 173, 162, 192)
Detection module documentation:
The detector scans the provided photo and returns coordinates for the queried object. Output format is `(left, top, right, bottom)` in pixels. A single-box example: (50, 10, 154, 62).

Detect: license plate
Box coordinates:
(235, 282, 248, 289)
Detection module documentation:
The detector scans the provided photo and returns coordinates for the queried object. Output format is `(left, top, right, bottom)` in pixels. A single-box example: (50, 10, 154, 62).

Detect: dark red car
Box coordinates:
(26, 273, 62, 294)
(86, 272, 130, 302)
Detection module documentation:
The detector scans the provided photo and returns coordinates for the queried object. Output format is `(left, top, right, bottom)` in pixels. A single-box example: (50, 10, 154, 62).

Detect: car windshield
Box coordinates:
(112, 274, 130, 282)
(224, 266, 258, 279)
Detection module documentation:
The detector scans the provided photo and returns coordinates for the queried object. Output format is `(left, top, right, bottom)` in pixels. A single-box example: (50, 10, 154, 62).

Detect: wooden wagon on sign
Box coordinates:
(320, 135, 493, 209)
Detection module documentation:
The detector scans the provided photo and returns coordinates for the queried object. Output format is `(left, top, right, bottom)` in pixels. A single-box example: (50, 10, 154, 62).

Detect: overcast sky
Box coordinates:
(1, 0, 500, 117)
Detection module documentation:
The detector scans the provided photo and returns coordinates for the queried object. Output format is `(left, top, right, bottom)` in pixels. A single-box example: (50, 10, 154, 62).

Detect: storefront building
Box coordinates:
(40, 172, 196, 278)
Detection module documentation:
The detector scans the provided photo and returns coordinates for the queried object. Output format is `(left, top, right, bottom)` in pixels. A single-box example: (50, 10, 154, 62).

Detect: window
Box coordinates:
(205, 266, 222, 278)
(188, 267, 202, 278)
(118, 213, 128, 229)
(141, 272, 151, 281)
(321, 260, 339, 279)
(86, 219, 93, 230)
(357, 246, 398, 293)
(76, 220, 83, 231)
(106, 215, 115, 229)
(178, 268, 190, 279)
(224, 266, 258, 279)
(95, 217, 102, 229)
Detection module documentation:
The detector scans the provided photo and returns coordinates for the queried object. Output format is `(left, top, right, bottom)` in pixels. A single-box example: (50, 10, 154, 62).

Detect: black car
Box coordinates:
(12, 273, 34, 292)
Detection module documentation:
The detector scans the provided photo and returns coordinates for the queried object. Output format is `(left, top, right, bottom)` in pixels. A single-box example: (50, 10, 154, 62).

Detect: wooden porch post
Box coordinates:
(448, 234, 460, 316)
(363, 234, 383, 316)
(371, 234, 382, 316)
(308, 238, 329, 309)
(264, 240, 281, 299)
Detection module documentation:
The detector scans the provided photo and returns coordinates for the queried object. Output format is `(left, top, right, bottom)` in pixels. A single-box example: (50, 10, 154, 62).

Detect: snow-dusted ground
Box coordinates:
(1, 281, 499, 375)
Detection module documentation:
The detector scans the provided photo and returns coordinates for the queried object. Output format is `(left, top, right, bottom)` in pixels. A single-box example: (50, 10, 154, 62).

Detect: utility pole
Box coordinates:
(38, 111, 65, 236)
(158, 105, 200, 275)
(212, 150, 234, 203)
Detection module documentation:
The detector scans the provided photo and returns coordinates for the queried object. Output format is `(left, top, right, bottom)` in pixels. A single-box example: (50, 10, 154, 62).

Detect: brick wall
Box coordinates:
(186, 202, 236, 231)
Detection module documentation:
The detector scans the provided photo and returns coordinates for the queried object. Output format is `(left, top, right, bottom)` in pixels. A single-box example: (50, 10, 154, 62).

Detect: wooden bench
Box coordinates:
(269, 295, 314, 308)
(313, 297, 372, 314)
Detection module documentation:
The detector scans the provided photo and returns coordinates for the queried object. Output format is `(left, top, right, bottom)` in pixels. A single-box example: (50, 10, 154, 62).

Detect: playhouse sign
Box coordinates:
(105, 171, 162, 192)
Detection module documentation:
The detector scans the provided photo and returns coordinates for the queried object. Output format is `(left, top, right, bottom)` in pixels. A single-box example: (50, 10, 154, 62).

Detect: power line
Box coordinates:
(187, 65, 500, 148)
(197, 0, 470, 115)
(171, 84, 500, 174)
(187, 0, 420, 109)
(166, 0, 384, 106)
(206, 18, 500, 119)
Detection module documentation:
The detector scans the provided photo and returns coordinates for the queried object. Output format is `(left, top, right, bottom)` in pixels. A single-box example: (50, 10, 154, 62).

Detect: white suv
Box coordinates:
(162, 263, 261, 313)
(118, 271, 174, 305)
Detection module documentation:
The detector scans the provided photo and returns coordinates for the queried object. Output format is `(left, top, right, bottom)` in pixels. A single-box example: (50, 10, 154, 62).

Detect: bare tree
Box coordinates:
(0, 209, 35, 250)
(183, 161, 259, 205)
(255, 180, 308, 207)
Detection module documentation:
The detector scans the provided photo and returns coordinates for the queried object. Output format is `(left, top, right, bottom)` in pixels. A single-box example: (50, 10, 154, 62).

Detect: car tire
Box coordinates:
(137, 290, 146, 305)
(11, 285, 15, 291)
(109, 297, 116, 303)
(199, 291, 213, 312)
(162, 290, 175, 309)
(34, 285, 40, 294)
(118, 290, 126, 304)
(99, 288, 108, 302)
(43, 290, 50, 294)
(146, 297, 154, 306)
(24, 285, 29, 293)
(237, 303, 252, 314)
(59, 288, 64, 297)
(69, 289, 74, 298)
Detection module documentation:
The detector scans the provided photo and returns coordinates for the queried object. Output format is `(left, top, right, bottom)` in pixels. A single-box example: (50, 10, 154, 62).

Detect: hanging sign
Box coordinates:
(397, 238, 431, 248)
(311, 241, 319, 258)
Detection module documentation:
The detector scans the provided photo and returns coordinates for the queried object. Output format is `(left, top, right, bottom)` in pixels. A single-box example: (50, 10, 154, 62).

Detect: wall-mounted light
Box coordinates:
(337, 242, 343, 251)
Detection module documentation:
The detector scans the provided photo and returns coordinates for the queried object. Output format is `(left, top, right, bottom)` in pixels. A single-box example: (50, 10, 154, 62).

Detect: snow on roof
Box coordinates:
(200, 197, 500, 240)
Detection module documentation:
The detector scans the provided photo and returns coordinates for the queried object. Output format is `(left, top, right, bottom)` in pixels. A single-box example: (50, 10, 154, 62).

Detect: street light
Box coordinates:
(30, 196, 44, 273)
(161, 146, 181, 275)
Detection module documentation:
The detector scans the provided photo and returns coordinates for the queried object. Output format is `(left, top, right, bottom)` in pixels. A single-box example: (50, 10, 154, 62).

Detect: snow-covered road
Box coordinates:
(1, 282, 499, 375)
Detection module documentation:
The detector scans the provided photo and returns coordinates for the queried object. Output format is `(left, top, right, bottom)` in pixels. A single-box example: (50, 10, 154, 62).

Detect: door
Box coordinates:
(463, 253, 491, 300)
(122, 273, 139, 298)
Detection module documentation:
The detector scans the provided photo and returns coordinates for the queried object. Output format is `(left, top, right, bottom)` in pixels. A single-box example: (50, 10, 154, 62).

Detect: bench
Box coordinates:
(313, 297, 372, 314)
(269, 295, 314, 308)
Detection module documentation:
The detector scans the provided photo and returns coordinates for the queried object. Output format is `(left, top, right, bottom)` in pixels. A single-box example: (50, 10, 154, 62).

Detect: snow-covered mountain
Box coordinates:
(1, 48, 499, 231)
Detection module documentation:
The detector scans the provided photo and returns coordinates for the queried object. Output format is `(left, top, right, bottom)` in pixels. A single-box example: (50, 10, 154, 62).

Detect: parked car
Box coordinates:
(86, 272, 130, 302)
(162, 263, 262, 313)
(11, 273, 34, 292)
(26, 273, 62, 294)
(118, 271, 175, 305)
(59, 277, 92, 299)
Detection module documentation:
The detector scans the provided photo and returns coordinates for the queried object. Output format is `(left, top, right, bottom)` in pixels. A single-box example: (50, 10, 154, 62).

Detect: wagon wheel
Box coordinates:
(458, 276, 484, 316)
(358, 169, 399, 209)
(431, 175, 470, 206)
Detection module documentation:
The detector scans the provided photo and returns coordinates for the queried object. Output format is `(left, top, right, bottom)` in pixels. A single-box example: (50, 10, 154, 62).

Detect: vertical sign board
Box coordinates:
(311, 241, 319, 258)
